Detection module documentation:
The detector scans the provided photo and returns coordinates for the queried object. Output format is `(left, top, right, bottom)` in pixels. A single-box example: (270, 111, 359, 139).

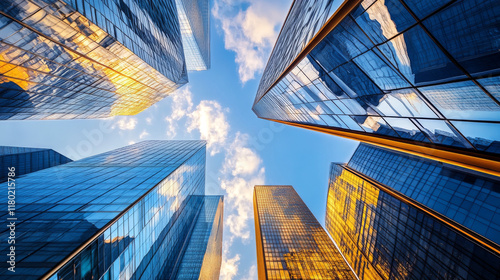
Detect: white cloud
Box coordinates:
(213, 0, 291, 83)
(139, 130, 149, 139)
(165, 86, 193, 138)
(145, 117, 152, 125)
(241, 265, 257, 280)
(113, 117, 137, 130)
(223, 133, 262, 176)
(220, 253, 240, 280)
(220, 133, 265, 240)
(128, 141, 135, 145)
(187, 100, 230, 156)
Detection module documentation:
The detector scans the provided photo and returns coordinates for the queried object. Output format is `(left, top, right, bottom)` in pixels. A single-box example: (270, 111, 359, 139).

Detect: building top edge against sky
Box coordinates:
(252, 0, 500, 177)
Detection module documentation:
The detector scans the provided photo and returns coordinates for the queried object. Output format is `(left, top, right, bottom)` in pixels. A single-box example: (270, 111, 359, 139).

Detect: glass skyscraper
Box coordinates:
(0, 0, 209, 120)
(176, 0, 210, 71)
(253, 185, 356, 280)
(0, 140, 223, 279)
(253, 0, 500, 176)
(325, 143, 500, 279)
(0, 145, 71, 182)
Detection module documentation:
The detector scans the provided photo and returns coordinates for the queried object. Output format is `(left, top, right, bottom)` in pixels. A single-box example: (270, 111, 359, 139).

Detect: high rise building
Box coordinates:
(253, 185, 356, 280)
(176, 0, 210, 71)
(0, 0, 209, 120)
(253, 0, 500, 176)
(325, 143, 500, 279)
(0, 140, 223, 279)
(0, 145, 71, 182)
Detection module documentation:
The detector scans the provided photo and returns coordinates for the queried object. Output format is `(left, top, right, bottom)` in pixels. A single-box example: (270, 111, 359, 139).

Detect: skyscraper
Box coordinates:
(253, 185, 356, 279)
(176, 0, 210, 71)
(0, 0, 209, 120)
(0, 140, 223, 279)
(0, 145, 71, 182)
(253, 0, 500, 176)
(325, 143, 500, 279)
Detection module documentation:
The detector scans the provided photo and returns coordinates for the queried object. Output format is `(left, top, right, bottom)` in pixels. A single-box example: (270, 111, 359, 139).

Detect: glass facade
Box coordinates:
(176, 0, 210, 71)
(173, 195, 223, 280)
(326, 162, 500, 279)
(0, 140, 224, 279)
(254, 0, 340, 104)
(348, 143, 500, 244)
(0, 0, 190, 120)
(253, 0, 500, 160)
(0, 145, 71, 182)
(253, 185, 356, 280)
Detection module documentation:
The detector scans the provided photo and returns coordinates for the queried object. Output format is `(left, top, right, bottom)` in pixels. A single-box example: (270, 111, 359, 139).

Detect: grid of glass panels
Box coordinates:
(254, 0, 340, 104)
(0, 140, 206, 279)
(0, 0, 187, 120)
(348, 143, 500, 244)
(0, 145, 72, 182)
(254, 185, 356, 280)
(253, 0, 500, 156)
(176, 0, 210, 71)
(326, 163, 500, 279)
(173, 196, 223, 280)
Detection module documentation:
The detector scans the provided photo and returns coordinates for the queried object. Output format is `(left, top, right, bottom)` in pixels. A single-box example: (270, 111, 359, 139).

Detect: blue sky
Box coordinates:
(0, 0, 358, 278)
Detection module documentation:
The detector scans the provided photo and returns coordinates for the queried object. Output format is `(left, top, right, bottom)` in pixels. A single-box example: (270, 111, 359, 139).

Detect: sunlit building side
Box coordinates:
(325, 143, 500, 279)
(253, 0, 500, 176)
(0, 0, 209, 120)
(253, 185, 356, 280)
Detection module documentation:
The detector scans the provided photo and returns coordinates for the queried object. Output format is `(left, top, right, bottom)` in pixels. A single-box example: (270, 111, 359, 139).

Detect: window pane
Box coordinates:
(353, 50, 410, 90)
(330, 62, 382, 97)
(423, 0, 500, 77)
(352, 115, 399, 137)
(414, 119, 471, 148)
(452, 121, 500, 154)
(384, 117, 429, 142)
(419, 81, 500, 121)
(404, 0, 453, 19)
(310, 16, 372, 72)
(377, 25, 465, 86)
(361, 90, 437, 118)
(477, 76, 500, 103)
(354, 0, 416, 44)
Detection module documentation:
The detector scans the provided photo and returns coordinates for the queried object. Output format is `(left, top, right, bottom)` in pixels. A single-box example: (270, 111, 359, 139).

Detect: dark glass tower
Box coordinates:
(325, 143, 500, 279)
(253, 185, 356, 280)
(253, 0, 500, 176)
(0, 0, 209, 120)
(0, 140, 223, 279)
(0, 145, 71, 182)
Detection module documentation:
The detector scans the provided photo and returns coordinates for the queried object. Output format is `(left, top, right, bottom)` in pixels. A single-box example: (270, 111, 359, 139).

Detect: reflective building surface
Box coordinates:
(0, 140, 223, 279)
(253, 0, 500, 175)
(0, 145, 71, 182)
(325, 144, 500, 279)
(253, 185, 356, 280)
(176, 0, 210, 71)
(0, 0, 209, 120)
(173, 196, 223, 280)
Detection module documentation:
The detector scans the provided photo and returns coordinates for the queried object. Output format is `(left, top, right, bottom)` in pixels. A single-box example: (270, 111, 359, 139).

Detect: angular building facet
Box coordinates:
(0, 140, 223, 279)
(253, 185, 356, 280)
(176, 0, 210, 71)
(0, 145, 71, 182)
(0, 0, 209, 120)
(253, 0, 500, 176)
(325, 143, 500, 279)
